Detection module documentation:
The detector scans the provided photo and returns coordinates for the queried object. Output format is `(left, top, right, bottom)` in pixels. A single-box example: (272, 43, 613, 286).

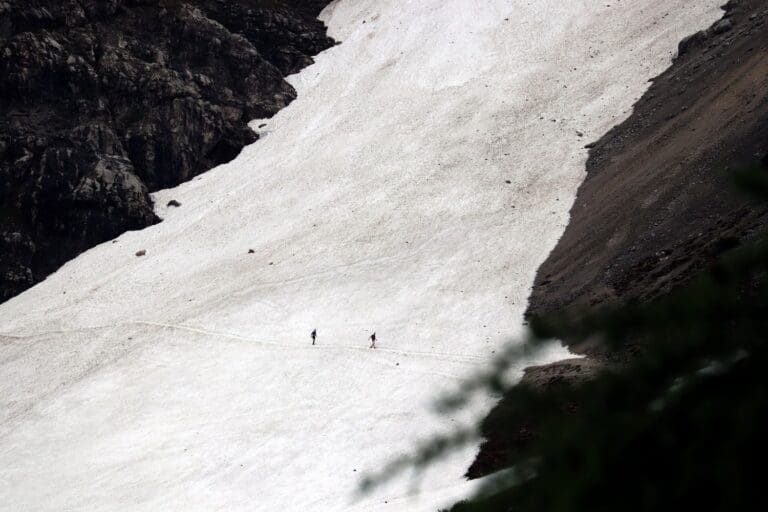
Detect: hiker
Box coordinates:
(311, 329, 317, 345)
(369, 332, 376, 349)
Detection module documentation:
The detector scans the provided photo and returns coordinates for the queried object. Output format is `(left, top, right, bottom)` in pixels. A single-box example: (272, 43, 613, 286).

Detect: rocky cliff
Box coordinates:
(0, 0, 333, 302)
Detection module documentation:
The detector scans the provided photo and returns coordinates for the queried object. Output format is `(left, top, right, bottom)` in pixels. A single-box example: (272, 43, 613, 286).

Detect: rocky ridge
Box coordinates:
(0, 0, 333, 302)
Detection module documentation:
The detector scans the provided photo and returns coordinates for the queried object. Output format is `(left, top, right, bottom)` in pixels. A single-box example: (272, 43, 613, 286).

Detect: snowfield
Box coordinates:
(0, 1, 723, 510)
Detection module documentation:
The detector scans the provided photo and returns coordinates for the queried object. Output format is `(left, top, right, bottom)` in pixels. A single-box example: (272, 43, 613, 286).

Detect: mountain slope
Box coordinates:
(529, 0, 768, 318)
(0, 0, 334, 303)
(0, 1, 723, 510)
(470, 0, 768, 481)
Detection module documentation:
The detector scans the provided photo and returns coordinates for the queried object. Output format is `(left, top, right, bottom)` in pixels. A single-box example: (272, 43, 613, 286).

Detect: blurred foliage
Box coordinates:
(364, 166, 768, 511)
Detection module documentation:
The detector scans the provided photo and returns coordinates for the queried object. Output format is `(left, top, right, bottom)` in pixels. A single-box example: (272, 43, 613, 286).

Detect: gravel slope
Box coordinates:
(471, 0, 768, 480)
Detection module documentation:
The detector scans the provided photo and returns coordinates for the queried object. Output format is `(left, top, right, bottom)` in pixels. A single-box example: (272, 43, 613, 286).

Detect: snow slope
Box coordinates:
(0, 1, 723, 510)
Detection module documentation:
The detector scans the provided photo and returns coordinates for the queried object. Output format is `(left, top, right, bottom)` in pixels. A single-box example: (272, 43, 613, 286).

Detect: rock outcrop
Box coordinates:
(0, 0, 334, 302)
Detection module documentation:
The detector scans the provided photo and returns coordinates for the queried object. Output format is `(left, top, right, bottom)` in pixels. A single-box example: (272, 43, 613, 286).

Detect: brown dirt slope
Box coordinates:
(529, 0, 768, 320)
(469, 0, 768, 479)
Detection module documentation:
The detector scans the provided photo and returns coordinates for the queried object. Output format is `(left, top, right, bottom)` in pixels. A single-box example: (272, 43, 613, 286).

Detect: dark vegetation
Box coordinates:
(0, 0, 333, 302)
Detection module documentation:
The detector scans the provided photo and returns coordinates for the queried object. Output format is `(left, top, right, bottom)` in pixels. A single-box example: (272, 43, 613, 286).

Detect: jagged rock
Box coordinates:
(678, 30, 708, 56)
(0, 0, 334, 303)
(472, 0, 768, 481)
(712, 18, 734, 34)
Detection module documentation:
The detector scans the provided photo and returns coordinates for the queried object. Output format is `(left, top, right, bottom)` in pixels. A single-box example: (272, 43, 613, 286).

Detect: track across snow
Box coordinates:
(0, 1, 723, 510)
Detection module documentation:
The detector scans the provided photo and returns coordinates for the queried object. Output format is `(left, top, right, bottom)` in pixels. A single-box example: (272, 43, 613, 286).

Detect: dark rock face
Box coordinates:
(0, 0, 334, 302)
